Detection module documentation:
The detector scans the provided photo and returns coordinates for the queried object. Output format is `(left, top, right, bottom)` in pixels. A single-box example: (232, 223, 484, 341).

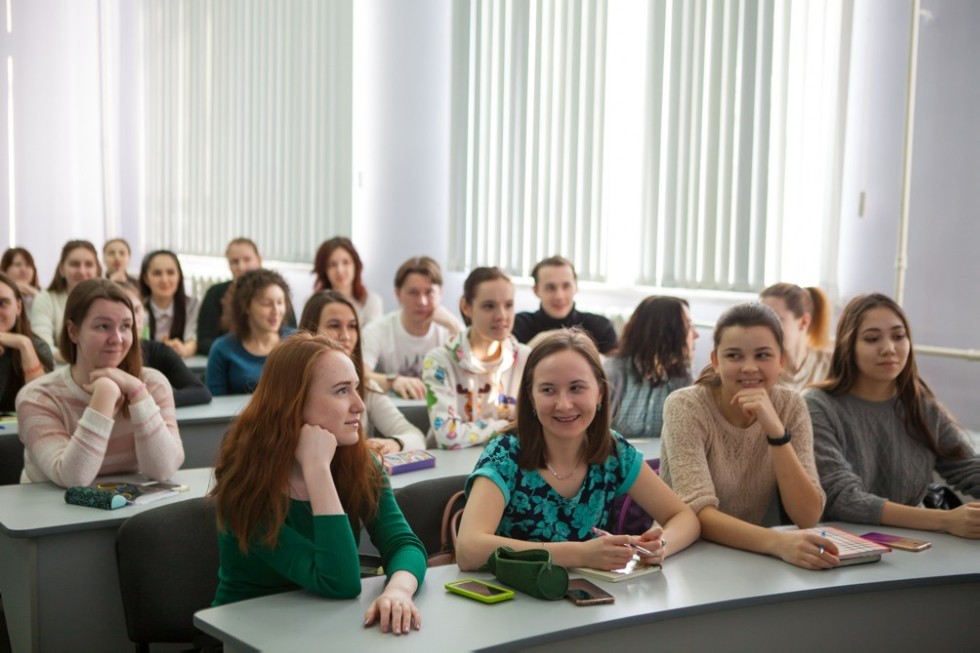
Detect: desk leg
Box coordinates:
(0, 535, 39, 653)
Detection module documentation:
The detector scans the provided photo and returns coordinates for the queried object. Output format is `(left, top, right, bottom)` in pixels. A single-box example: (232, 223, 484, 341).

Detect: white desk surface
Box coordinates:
(0, 467, 214, 537)
(387, 438, 661, 490)
(194, 523, 980, 652)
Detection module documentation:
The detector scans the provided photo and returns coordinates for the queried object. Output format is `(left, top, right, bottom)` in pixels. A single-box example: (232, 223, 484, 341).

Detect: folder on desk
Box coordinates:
(807, 526, 891, 566)
(383, 450, 436, 475)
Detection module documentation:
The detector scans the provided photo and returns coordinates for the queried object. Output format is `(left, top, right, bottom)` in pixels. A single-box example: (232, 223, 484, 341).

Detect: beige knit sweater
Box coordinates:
(660, 384, 824, 525)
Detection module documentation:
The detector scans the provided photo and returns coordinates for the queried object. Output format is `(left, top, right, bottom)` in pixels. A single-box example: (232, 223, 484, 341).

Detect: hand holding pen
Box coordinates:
(590, 527, 668, 569)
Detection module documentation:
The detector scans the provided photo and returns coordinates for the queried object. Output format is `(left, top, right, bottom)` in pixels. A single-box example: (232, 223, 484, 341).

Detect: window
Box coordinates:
(140, 0, 354, 262)
(450, 0, 850, 291)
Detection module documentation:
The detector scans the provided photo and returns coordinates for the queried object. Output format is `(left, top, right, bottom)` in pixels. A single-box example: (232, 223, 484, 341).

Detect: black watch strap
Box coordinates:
(767, 429, 792, 446)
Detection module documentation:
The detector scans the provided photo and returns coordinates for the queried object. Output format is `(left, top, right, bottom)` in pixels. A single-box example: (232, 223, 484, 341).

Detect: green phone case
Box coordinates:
(445, 579, 515, 604)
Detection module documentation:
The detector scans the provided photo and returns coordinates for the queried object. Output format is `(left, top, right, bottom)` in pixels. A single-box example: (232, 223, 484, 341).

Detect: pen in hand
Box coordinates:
(591, 527, 655, 557)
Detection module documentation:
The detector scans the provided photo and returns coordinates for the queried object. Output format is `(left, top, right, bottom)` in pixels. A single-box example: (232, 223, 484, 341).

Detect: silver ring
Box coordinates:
(660, 538, 667, 549)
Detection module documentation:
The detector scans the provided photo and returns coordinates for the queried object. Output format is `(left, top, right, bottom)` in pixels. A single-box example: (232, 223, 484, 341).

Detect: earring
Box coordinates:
(531, 408, 537, 416)
(597, 403, 603, 412)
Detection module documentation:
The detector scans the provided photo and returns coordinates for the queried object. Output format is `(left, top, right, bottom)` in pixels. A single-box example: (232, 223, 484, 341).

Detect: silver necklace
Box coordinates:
(545, 461, 580, 480)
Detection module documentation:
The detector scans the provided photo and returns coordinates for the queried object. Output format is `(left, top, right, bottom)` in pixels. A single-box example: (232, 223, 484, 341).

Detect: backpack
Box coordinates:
(606, 458, 660, 535)
(427, 490, 467, 567)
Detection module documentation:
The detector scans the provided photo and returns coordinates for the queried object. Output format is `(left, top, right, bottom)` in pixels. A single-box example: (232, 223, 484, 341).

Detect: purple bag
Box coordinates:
(606, 458, 660, 535)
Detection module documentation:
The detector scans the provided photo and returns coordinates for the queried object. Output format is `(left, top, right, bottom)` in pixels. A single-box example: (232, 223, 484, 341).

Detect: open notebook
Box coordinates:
(806, 526, 892, 566)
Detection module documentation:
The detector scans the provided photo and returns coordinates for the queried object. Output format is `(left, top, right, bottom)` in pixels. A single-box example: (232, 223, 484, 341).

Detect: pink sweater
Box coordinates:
(16, 366, 185, 487)
(660, 383, 824, 525)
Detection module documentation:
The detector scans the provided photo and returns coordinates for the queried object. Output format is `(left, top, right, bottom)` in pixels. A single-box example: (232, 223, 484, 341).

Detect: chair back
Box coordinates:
(115, 497, 220, 649)
(393, 474, 468, 559)
(0, 436, 25, 485)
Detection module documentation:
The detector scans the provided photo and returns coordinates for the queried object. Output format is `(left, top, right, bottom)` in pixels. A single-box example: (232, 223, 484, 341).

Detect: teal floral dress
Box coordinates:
(465, 432, 643, 541)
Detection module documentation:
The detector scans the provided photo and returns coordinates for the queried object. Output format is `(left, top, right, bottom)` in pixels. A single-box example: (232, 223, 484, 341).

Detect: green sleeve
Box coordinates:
(367, 478, 428, 590)
(249, 514, 363, 599)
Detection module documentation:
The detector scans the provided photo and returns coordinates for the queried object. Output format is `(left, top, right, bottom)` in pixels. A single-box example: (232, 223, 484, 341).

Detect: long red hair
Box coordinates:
(211, 332, 382, 552)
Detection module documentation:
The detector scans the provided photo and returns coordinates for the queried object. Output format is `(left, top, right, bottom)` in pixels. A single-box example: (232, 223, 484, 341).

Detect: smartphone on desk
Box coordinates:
(860, 532, 931, 552)
(445, 579, 515, 604)
(565, 579, 614, 606)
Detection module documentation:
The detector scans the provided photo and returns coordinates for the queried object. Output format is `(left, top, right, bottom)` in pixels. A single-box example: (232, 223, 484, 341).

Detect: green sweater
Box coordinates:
(213, 480, 427, 605)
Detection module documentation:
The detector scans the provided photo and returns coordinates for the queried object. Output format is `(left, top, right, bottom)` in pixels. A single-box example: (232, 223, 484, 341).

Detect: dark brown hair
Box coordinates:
(817, 293, 967, 460)
(211, 333, 382, 552)
(139, 250, 190, 342)
(515, 328, 612, 470)
(312, 237, 367, 304)
(59, 278, 142, 378)
(696, 302, 784, 386)
(1, 247, 40, 288)
(760, 283, 831, 349)
(460, 266, 511, 326)
(393, 256, 443, 289)
(530, 255, 577, 285)
(298, 290, 371, 394)
(617, 296, 692, 386)
(48, 240, 102, 292)
(222, 269, 292, 341)
(0, 272, 47, 387)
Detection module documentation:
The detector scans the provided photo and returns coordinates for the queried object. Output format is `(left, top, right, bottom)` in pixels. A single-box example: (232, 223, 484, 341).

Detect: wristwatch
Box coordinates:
(386, 373, 398, 392)
(767, 429, 792, 446)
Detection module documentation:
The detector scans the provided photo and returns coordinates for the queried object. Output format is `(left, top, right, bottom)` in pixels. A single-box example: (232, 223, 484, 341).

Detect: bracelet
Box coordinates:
(22, 362, 45, 377)
(127, 383, 148, 402)
(766, 429, 792, 446)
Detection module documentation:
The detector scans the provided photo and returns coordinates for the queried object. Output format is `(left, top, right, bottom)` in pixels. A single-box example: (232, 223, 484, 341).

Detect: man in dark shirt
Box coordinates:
(512, 255, 618, 354)
(197, 238, 295, 355)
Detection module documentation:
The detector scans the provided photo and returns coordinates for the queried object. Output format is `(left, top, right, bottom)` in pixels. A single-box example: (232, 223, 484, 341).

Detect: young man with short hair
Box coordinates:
(362, 256, 461, 399)
(512, 255, 618, 354)
(197, 238, 295, 355)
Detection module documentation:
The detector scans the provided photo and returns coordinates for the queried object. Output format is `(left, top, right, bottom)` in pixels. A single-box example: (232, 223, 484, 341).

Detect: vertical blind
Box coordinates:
(451, 0, 850, 290)
(449, 0, 609, 280)
(141, 0, 353, 262)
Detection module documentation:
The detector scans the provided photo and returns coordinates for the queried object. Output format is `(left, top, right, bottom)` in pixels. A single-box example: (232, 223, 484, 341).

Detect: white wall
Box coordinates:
(1, 0, 106, 282)
(838, 0, 980, 428)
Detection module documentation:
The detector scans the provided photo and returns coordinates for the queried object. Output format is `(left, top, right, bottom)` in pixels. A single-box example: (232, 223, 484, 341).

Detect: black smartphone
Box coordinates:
(564, 578, 614, 606)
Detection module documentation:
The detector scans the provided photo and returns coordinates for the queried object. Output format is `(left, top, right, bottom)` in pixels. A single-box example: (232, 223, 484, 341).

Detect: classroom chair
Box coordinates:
(393, 474, 468, 562)
(115, 497, 219, 653)
(0, 438, 24, 485)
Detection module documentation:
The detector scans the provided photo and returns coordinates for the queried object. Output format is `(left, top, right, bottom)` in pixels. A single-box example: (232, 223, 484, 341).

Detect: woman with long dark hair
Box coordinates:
(806, 293, 979, 537)
(312, 237, 383, 326)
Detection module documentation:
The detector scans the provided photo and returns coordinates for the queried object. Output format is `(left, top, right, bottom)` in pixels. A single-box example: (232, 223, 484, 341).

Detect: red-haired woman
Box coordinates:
(210, 333, 426, 635)
(16, 278, 183, 487)
(312, 237, 383, 326)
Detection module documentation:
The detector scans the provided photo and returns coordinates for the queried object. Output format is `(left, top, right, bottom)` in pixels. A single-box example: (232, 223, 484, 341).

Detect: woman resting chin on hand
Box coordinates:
(16, 278, 183, 487)
(210, 333, 427, 636)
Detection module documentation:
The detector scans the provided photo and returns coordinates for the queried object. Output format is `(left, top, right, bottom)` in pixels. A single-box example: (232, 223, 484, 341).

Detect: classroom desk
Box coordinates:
(386, 438, 661, 490)
(0, 467, 215, 653)
(175, 394, 251, 467)
(195, 523, 979, 652)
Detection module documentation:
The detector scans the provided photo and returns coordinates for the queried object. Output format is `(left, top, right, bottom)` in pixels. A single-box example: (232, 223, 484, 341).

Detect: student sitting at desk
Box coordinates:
(660, 303, 838, 570)
(118, 282, 212, 408)
(139, 249, 200, 358)
(206, 269, 295, 396)
(805, 293, 980, 538)
(210, 333, 426, 635)
(759, 283, 832, 391)
(1, 246, 41, 315)
(456, 329, 699, 571)
(16, 279, 184, 487)
(605, 296, 696, 439)
(362, 256, 461, 400)
(0, 272, 54, 412)
(197, 238, 297, 356)
(422, 267, 530, 449)
(31, 240, 102, 363)
(300, 290, 426, 453)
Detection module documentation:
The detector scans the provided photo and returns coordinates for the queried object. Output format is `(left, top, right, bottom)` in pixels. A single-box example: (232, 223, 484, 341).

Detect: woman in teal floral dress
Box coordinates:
(455, 329, 700, 571)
